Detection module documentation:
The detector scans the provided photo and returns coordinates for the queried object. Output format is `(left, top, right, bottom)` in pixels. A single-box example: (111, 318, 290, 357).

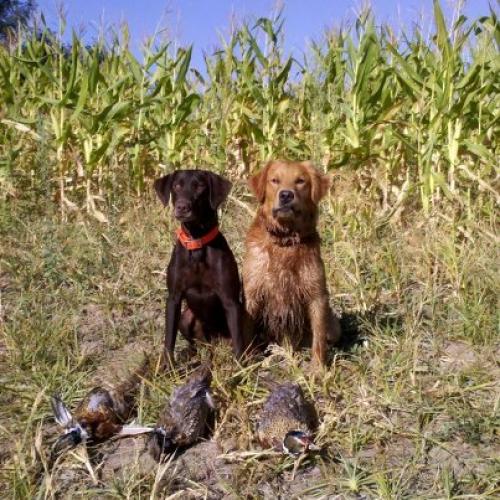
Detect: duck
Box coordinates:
(257, 382, 319, 456)
(149, 364, 214, 461)
(51, 347, 153, 459)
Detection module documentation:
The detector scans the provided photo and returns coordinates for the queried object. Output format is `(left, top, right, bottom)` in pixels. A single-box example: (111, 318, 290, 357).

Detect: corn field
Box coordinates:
(0, 1, 498, 218)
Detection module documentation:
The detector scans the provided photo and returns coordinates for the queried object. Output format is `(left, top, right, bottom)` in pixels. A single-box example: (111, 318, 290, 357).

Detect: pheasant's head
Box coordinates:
(282, 431, 319, 456)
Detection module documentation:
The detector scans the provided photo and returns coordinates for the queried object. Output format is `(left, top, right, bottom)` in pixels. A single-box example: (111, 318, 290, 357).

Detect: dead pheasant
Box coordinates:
(149, 364, 214, 461)
(51, 345, 153, 459)
(257, 382, 319, 455)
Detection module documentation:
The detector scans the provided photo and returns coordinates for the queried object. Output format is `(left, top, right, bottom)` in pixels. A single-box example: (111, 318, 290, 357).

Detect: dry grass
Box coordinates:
(1, 181, 498, 498)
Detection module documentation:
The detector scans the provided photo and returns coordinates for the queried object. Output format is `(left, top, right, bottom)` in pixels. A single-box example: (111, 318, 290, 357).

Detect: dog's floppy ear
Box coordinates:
(154, 173, 175, 206)
(248, 161, 273, 204)
(207, 172, 232, 210)
(301, 161, 332, 203)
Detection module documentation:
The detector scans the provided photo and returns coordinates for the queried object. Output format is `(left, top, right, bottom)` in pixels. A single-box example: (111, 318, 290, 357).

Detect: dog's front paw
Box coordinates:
(159, 351, 176, 373)
(177, 345, 198, 365)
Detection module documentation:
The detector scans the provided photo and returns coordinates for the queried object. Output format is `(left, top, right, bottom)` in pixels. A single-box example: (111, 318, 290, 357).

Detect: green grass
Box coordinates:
(1, 181, 498, 498)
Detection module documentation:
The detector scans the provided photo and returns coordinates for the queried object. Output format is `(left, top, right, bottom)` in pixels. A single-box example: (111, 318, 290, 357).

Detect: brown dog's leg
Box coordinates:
(179, 307, 206, 343)
(241, 310, 264, 356)
(220, 297, 244, 360)
(308, 297, 330, 366)
(164, 294, 182, 368)
(327, 310, 342, 346)
(179, 307, 195, 341)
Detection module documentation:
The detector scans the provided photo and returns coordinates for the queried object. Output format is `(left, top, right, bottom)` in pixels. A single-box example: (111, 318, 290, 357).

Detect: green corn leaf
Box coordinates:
(175, 46, 192, 87)
(59, 33, 80, 107)
(72, 72, 89, 120)
(275, 57, 292, 88)
(433, 0, 452, 63)
(88, 52, 101, 94)
(174, 93, 201, 125)
(463, 140, 496, 163)
(103, 101, 133, 123)
(456, 62, 481, 90)
(127, 52, 144, 84)
(144, 45, 168, 72)
(246, 29, 267, 68)
(254, 17, 278, 44)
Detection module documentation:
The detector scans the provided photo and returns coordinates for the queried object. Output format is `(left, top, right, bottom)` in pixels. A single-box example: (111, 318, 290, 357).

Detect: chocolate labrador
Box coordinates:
(154, 169, 245, 366)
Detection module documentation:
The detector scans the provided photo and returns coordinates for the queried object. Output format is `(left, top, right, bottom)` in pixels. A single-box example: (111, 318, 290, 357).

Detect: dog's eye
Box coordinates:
(270, 178, 280, 185)
(191, 181, 204, 192)
(296, 178, 305, 185)
(173, 183, 182, 192)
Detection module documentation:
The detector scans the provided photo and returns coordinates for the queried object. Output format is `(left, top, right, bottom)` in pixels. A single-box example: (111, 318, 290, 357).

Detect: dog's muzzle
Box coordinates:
(174, 200, 193, 220)
(273, 190, 297, 218)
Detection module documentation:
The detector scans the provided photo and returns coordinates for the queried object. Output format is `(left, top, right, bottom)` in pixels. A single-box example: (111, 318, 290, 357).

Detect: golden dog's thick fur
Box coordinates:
(243, 160, 341, 366)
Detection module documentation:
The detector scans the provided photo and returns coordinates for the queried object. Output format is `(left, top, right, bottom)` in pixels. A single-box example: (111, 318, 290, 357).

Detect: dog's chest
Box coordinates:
(180, 262, 212, 289)
(170, 250, 213, 290)
(244, 243, 321, 303)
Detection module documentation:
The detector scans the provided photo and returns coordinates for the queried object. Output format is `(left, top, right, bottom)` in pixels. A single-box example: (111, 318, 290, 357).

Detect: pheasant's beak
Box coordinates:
(283, 431, 320, 455)
(300, 435, 321, 452)
(51, 428, 84, 458)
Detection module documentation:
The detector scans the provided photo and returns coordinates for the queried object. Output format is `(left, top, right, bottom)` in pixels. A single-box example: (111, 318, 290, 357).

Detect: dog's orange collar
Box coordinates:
(176, 225, 220, 250)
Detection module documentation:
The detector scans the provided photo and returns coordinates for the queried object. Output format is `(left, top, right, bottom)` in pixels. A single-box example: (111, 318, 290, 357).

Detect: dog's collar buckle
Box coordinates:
(176, 226, 220, 250)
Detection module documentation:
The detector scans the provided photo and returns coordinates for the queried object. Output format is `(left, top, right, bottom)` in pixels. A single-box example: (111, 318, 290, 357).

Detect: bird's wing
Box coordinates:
(51, 395, 74, 429)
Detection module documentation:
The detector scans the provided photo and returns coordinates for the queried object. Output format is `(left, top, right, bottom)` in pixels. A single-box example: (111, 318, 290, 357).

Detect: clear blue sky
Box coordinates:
(37, 1, 494, 67)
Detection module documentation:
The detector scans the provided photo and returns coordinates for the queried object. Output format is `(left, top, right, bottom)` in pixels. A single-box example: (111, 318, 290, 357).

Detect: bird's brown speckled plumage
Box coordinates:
(149, 365, 214, 461)
(51, 346, 151, 457)
(257, 382, 317, 451)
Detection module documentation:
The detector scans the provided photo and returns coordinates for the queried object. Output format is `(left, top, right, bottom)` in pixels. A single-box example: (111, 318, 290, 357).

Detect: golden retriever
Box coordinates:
(242, 160, 341, 366)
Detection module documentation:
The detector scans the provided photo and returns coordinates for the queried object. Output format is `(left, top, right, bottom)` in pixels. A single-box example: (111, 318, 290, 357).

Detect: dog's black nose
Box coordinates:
(175, 200, 191, 214)
(279, 190, 294, 205)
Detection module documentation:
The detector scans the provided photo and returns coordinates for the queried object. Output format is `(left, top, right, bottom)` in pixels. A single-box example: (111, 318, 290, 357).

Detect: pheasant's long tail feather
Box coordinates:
(116, 425, 156, 438)
(113, 353, 151, 397)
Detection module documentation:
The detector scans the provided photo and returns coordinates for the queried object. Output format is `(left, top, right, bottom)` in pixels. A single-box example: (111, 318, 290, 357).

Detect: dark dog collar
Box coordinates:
(176, 225, 220, 250)
(265, 224, 319, 247)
